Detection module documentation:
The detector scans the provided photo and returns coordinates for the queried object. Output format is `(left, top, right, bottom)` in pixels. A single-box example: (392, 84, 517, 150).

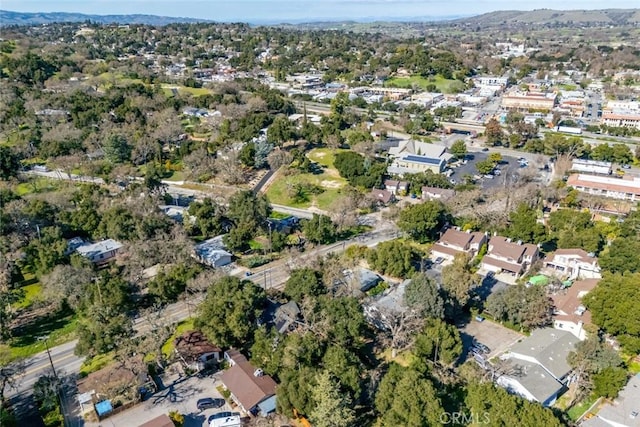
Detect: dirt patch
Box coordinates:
(320, 180, 343, 189)
(311, 152, 327, 159)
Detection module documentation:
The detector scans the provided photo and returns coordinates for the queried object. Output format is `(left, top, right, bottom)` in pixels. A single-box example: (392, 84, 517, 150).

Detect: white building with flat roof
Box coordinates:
(567, 174, 640, 201)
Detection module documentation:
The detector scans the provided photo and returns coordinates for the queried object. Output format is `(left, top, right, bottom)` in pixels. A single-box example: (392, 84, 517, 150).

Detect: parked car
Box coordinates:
(483, 174, 494, 179)
(434, 257, 445, 264)
(197, 398, 225, 411)
(473, 342, 491, 354)
(481, 147, 489, 152)
(475, 315, 485, 322)
(622, 164, 631, 169)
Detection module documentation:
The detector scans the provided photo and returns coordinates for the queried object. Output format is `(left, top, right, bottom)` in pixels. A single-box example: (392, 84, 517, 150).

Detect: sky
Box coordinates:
(2, 0, 639, 24)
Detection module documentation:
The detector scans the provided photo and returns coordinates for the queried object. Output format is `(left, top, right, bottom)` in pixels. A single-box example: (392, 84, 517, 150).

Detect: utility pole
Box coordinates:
(39, 336, 58, 380)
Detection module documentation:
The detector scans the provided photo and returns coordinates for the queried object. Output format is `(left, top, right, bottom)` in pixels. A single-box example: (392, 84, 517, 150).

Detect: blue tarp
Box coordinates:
(95, 400, 113, 416)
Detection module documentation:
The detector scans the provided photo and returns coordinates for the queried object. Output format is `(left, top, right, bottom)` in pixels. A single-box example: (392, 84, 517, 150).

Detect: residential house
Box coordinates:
(551, 279, 599, 340)
(430, 228, 487, 263)
(174, 330, 221, 371)
(387, 140, 451, 176)
(364, 279, 411, 330)
(544, 249, 601, 280)
(370, 189, 395, 205)
(75, 239, 123, 264)
(581, 373, 640, 427)
(194, 235, 232, 268)
(273, 301, 301, 334)
(421, 186, 455, 201)
(498, 329, 578, 406)
(384, 179, 409, 195)
(344, 268, 383, 293)
(480, 236, 539, 278)
(220, 351, 277, 416)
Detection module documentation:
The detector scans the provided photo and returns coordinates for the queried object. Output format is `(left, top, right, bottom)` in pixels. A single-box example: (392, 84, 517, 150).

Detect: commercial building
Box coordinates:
(567, 174, 640, 202)
(501, 91, 557, 112)
(571, 159, 612, 175)
(387, 140, 451, 176)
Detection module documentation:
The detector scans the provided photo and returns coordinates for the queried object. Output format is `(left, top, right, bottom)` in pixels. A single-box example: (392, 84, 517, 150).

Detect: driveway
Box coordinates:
(86, 373, 231, 427)
(460, 319, 524, 361)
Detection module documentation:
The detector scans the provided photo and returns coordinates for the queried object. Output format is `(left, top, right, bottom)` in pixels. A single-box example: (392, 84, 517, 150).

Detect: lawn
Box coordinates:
(161, 84, 212, 97)
(266, 148, 348, 210)
(567, 396, 599, 421)
(385, 74, 464, 94)
(9, 312, 78, 360)
(80, 352, 115, 377)
(15, 177, 61, 196)
(13, 283, 43, 310)
(161, 318, 195, 357)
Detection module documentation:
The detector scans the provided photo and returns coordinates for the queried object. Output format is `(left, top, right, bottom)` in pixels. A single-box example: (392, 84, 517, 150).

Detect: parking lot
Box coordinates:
(89, 372, 234, 427)
(460, 318, 524, 361)
(448, 152, 528, 190)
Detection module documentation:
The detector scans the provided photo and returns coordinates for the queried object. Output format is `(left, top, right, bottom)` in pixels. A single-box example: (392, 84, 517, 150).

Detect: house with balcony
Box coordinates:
(480, 236, 539, 278)
(551, 279, 598, 340)
(430, 228, 487, 263)
(544, 249, 601, 280)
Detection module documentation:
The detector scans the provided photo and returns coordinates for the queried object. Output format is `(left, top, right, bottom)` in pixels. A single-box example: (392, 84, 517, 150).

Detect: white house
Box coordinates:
(498, 329, 578, 406)
(194, 236, 232, 268)
(75, 239, 123, 264)
(544, 249, 601, 280)
(551, 279, 599, 340)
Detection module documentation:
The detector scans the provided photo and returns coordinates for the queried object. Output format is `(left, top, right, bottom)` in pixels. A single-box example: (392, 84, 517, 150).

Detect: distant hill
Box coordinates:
(0, 10, 212, 26)
(452, 8, 640, 27)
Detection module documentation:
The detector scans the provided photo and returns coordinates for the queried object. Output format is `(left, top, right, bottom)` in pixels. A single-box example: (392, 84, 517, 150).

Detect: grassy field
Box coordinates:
(13, 283, 43, 310)
(161, 84, 212, 97)
(15, 177, 62, 196)
(385, 74, 464, 94)
(161, 318, 195, 357)
(266, 148, 348, 210)
(10, 312, 78, 360)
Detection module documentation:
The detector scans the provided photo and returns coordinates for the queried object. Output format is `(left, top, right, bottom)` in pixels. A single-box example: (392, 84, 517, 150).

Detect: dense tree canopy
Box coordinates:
(397, 200, 450, 243)
(585, 272, 640, 353)
(486, 284, 553, 330)
(195, 276, 266, 348)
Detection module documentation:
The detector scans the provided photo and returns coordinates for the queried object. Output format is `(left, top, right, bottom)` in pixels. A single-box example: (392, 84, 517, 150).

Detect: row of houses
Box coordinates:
(429, 227, 601, 285)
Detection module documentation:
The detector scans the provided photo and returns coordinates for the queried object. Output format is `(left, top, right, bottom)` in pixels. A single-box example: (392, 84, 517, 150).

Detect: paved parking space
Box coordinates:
(87, 374, 232, 427)
(460, 319, 524, 361)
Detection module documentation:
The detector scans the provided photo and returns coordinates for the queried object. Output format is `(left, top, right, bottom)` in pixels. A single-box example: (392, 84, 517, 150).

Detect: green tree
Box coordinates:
(475, 159, 496, 175)
(450, 139, 467, 159)
(599, 239, 640, 274)
(568, 337, 624, 402)
(592, 367, 628, 399)
(441, 253, 478, 311)
(397, 200, 449, 243)
(24, 226, 68, 277)
(486, 284, 553, 330)
(276, 366, 316, 416)
(506, 203, 547, 244)
(302, 214, 337, 244)
(375, 364, 446, 427)
(367, 241, 417, 278)
(227, 190, 271, 229)
(403, 273, 445, 318)
(309, 370, 356, 427)
(413, 318, 462, 367)
(104, 134, 132, 164)
(187, 198, 227, 237)
(284, 268, 326, 303)
(465, 382, 565, 427)
(195, 276, 266, 348)
(585, 272, 640, 353)
(267, 116, 293, 146)
(0, 146, 20, 180)
(239, 142, 256, 167)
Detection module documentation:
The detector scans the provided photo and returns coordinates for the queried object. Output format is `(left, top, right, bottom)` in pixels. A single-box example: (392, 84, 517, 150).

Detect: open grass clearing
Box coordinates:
(385, 74, 463, 94)
(13, 283, 43, 310)
(15, 177, 62, 196)
(266, 147, 348, 210)
(567, 395, 599, 421)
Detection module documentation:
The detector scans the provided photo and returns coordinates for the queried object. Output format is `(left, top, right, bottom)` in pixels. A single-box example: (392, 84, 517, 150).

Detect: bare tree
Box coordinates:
(370, 307, 424, 358)
(266, 149, 293, 171)
(183, 148, 217, 182)
(215, 150, 246, 185)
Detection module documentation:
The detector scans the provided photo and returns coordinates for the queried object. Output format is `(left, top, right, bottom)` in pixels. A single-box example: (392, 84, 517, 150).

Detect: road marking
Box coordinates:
(21, 353, 77, 377)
